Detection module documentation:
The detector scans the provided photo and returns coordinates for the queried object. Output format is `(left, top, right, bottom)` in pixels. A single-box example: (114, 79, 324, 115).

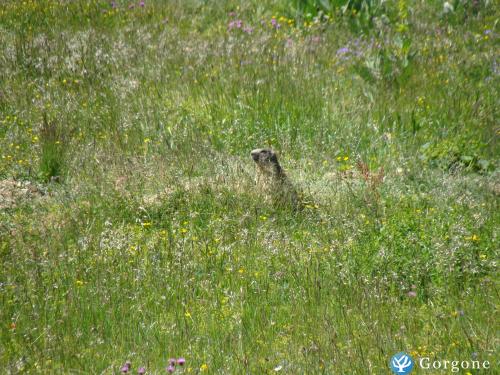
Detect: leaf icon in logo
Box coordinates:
(390, 352, 414, 374)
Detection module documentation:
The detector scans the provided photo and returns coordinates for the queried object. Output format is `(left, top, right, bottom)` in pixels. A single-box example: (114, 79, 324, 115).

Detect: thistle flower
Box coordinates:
(177, 358, 186, 366)
(166, 365, 175, 373)
(121, 362, 131, 373)
(138, 368, 146, 375)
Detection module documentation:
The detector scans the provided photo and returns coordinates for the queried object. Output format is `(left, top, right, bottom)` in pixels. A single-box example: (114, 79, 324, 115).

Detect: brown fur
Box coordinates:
(250, 148, 301, 210)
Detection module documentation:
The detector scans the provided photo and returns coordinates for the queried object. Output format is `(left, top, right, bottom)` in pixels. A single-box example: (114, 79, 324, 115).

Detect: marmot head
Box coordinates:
(251, 148, 282, 176)
(251, 148, 279, 165)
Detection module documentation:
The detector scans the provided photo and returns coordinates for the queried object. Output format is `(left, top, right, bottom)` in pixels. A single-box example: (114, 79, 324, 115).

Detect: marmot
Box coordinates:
(250, 148, 302, 210)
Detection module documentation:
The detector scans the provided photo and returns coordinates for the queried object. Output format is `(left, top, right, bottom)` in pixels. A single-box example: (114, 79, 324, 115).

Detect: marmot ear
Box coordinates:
(270, 153, 278, 163)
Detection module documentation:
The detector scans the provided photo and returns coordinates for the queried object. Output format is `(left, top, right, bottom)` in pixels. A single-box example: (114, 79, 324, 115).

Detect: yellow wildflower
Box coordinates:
(465, 235, 479, 241)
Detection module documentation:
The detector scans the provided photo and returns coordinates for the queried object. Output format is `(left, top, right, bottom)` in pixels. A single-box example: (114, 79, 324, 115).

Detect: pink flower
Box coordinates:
(228, 19, 243, 30)
(121, 361, 132, 372)
(177, 358, 186, 366)
(166, 365, 175, 373)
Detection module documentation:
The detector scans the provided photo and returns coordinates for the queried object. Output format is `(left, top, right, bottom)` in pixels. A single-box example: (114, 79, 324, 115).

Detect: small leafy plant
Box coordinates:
(38, 113, 65, 182)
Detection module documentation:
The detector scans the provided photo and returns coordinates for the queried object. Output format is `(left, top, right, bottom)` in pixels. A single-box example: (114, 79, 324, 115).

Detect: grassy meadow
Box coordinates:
(0, 0, 499, 373)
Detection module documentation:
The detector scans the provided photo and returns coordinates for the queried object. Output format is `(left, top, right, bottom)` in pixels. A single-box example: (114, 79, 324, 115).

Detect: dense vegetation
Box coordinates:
(0, 0, 498, 373)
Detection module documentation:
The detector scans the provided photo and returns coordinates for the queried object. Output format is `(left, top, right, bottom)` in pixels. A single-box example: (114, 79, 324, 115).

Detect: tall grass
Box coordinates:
(0, 0, 498, 373)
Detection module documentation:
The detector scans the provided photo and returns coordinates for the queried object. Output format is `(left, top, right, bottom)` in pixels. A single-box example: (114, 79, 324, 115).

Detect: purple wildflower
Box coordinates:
(484, 29, 492, 35)
(228, 19, 243, 30)
(166, 365, 175, 373)
(139, 0, 145, 7)
(228, 11, 236, 18)
(177, 358, 186, 366)
(271, 18, 280, 29)
(110, 1, 117, 8)
(168, 358, 176, 366)
(243, 26, 253, 34)
(336, 47, 350, 55)
(121, 361, 132, 373)
(138, 367, 146, 375)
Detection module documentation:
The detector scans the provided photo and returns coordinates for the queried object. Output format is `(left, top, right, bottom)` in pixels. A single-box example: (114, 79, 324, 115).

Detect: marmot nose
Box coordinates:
(251, 149, 261, 161)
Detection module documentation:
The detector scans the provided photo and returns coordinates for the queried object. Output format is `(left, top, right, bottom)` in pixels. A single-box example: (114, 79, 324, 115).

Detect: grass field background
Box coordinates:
(0, 0, 498, 373)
